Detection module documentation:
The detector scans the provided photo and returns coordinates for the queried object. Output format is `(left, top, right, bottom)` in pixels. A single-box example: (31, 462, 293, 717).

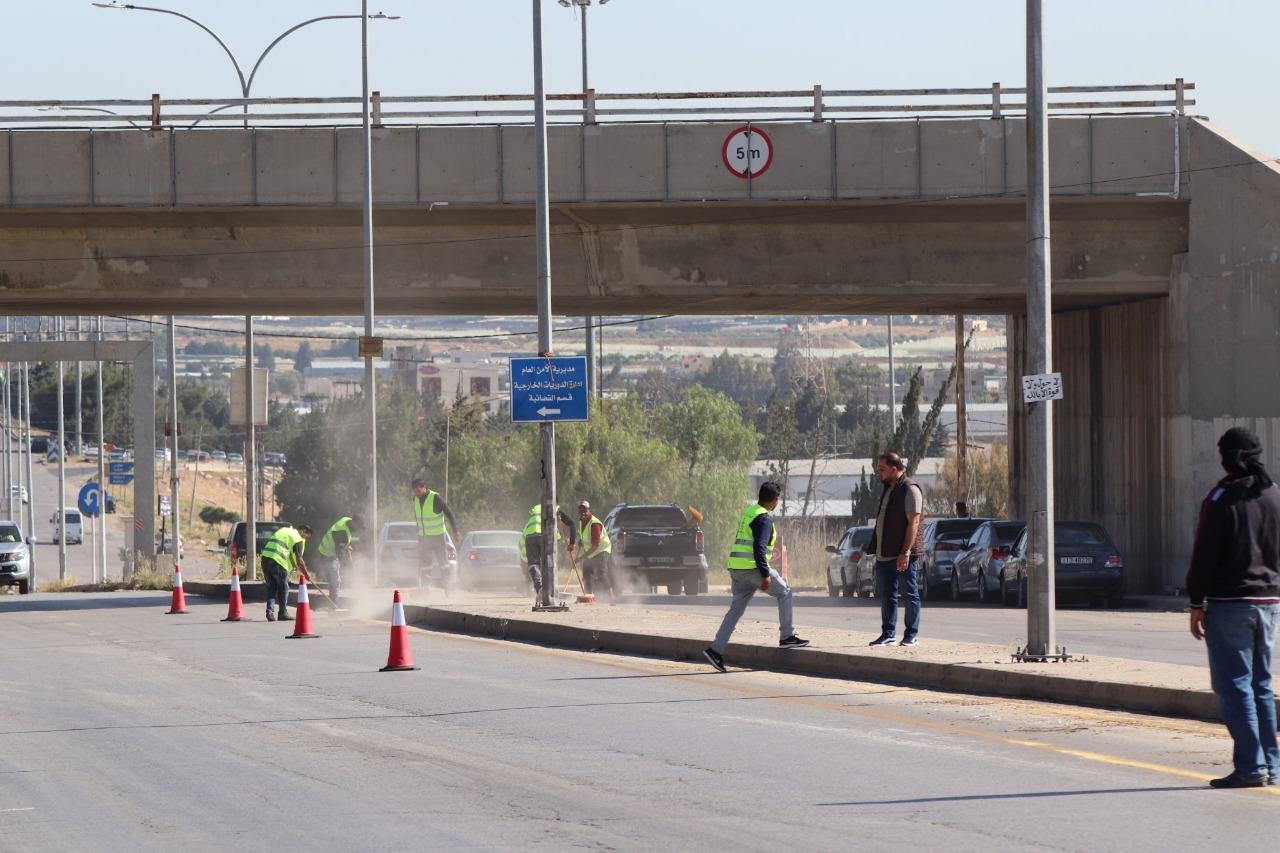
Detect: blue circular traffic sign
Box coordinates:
(78, 482, 102, 517)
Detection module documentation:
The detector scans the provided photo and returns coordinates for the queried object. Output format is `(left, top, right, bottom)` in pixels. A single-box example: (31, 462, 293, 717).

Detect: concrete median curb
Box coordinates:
(404, 604, 1221, 722)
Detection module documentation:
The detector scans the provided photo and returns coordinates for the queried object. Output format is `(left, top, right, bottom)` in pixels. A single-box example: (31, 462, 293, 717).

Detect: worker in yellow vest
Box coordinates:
(412, 479, 461, 590)
(569, 501, 616, 604)
(261, 524, 313, 623)
(521, 503, 578, 603)
(702, 482, 809, 672)
(317, 514, 363, 607)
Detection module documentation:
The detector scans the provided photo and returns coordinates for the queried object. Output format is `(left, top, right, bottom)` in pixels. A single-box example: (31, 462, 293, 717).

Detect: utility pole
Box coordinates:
(1023, 0, 1057, 659)
(955, 314, 968, 506)
(887, 315, 896, 435)
(57, 318, 67, 581)
(97, 317, 108, 582)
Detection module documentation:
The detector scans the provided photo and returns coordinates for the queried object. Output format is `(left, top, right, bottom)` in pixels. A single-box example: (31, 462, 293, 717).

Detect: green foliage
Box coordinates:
(293, 341, 313, 373)
(198, 505, 241, 526)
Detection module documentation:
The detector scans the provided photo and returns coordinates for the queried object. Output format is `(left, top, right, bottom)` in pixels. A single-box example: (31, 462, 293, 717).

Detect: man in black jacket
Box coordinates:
(1187, 427, 1280, 789)
(867, 451, 925, 647)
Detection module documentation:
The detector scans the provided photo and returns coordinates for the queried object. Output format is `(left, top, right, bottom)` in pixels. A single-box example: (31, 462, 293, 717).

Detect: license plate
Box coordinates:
(647, 557, 676, 564)
(1060, 557, 1093, 564)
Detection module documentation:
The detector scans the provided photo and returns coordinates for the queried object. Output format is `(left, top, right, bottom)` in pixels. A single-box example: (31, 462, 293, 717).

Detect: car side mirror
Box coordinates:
(825, 544, 838, 553)
(218, 538, 227, 547)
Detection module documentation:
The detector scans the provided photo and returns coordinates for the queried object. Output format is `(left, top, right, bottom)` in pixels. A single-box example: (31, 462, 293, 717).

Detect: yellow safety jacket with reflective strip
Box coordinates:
(578, 516, 611, 560)
(727, 504, 774, 571)
(318, 517, 352, 558)
(414, 491, 446, 537)
(262, 526, 305, 571)
(522, 504, 563, 539)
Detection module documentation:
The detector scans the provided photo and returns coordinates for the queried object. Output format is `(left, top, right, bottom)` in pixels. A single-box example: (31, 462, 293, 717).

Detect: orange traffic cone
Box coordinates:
(222, 566, 247, 621)
(287, 573, 320, 639)
(380, 590, 420, 672)
(166, 565, 189, 614)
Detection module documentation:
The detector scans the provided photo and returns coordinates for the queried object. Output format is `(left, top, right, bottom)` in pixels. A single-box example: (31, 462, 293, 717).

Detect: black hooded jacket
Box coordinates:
(1186, 474, 1280, 608)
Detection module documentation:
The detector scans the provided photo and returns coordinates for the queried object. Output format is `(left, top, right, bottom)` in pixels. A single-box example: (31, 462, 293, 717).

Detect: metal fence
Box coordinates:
(0, 81, 1194, 129)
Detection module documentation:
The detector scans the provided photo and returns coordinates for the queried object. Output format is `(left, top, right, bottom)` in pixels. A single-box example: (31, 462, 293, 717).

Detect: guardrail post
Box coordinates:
(585, 88, 596, 124)
(151, 94, 161, 129)
(372, 91, 382, 128)
(991, 82, 1002, 118)
(1175, 77, 1185, 115)
(813, 84, 823, 122)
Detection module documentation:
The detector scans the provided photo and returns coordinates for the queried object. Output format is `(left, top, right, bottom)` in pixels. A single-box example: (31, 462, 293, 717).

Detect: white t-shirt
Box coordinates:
(874, 480, 924, 560)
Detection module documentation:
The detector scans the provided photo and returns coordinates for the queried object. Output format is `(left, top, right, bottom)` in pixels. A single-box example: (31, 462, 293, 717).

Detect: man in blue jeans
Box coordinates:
(1188, 427, 1280, 789)
(701, 481, 809, 672)
(867, 451, 924, 647)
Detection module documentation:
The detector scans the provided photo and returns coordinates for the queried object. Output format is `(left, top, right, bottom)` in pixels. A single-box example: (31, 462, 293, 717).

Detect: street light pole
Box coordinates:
(360, 0, 380, 587)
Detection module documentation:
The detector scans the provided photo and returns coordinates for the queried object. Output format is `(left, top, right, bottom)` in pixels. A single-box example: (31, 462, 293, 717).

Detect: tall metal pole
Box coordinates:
(579, 3, 596, 397)
(75, 315, 83, 456)
(3, 318, 11, 520)
(360, 0, 380, 585)
(57, 319, 67, 580)
(533, 0, 560, 607)
(97, 317, 108, 582)
(23, 357, 37, 585)
(1025, 0, 1056, 657)
(244, 318, 257, 580)
(168, 316, 183, 576)
(887, 315, 896, 435)
(955, 314, 968, 505)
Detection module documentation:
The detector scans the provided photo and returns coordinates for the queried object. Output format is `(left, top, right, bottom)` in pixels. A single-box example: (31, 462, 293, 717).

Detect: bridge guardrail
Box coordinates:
(0, 81, 1194, 129)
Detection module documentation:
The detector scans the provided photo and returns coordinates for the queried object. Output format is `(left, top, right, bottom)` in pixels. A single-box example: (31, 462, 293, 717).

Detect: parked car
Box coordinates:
(210, 451, 227, 463)
(30, 436, 49, 454)
(603, 503, 708, 595)
(186, 450, 212, 463)
(156, 535, 184, 561)
(917, 517, 990, 599)
(376, 522, 457, 588)
(104, 494, 117, 514)
(950, 520, 1026, 603)
(227, 452, 244, 464)
(263, 452, 287, 467)
(999, 521, 1124, 608)
(458, 530, 525, 592)
(824, 525, 875, 597)
(8, 484, 28, 505)
(155, 447, 171, 462)
(0, 520, 34, 595)
(219, 520, 291, 565)
(83, 444, 100, 460)
(50, 507, 83, 545)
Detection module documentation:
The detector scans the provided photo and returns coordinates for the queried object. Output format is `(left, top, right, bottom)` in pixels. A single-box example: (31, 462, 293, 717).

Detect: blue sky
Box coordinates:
(4, 1, 1277, 154)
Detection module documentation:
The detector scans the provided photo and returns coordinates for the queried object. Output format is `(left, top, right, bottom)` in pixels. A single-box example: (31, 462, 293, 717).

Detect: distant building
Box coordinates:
(389, 346, 504, 414)
(750, 457, 950, 520)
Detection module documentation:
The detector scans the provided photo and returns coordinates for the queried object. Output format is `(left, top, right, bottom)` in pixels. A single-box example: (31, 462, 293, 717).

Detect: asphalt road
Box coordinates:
(2, 593, 1276, 851)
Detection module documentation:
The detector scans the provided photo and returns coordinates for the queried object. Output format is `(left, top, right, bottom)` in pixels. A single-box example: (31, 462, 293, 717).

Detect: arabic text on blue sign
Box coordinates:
(509, 356, 589, 423)
(108, 473, 135, 486)
(108, 461, 134, 474)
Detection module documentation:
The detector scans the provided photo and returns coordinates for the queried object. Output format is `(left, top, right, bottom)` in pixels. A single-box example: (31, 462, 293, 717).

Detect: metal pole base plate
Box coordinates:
(1012, 646, 1074, 663)
(533, 603, 569, 612)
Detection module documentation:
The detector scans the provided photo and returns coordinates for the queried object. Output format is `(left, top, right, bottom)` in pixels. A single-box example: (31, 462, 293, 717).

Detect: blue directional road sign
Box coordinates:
(510, 356, 589, 423)
(78, 482, 102, 517)
(108, 461, 134, 475)
(108, 474, 135, 486)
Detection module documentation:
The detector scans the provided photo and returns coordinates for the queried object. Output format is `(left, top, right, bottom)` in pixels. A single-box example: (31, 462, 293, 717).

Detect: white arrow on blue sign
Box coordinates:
(510, 356, 589, 423)
(78, 482, 101, 517)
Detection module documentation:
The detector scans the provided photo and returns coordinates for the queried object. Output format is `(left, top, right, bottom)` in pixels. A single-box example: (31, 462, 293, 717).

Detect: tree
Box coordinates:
(293, 341, 313, 374)
(254, 343, 276, 370)
(926, 440, 1010, 518)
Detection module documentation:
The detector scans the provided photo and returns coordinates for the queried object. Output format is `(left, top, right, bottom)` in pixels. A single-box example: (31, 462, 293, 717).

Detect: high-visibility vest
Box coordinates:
(579, 516, 612, 560)
(318, 517, 353, 558)
(262, 526, 305, 571)
(522, 504, 563, 540)
(727, 504, 774, 571)
(414, 491, 446, 537)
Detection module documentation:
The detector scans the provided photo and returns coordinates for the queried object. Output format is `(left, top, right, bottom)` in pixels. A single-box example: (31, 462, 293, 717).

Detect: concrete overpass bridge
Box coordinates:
(3, 83, 1278, 594)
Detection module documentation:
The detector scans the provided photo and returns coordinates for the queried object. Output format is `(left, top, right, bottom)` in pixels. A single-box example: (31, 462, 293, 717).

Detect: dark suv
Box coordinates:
(219, 521, 290, 566)
(917, 517, 990, 600)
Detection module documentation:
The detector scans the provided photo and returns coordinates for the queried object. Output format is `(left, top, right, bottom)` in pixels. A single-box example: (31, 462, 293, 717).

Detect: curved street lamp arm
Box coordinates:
(246, 15, 361, 96)
(103, 4, 248, 95)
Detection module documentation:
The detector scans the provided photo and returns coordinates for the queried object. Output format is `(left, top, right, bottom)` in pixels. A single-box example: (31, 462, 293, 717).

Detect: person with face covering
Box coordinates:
(1187, 427, 1280, 788)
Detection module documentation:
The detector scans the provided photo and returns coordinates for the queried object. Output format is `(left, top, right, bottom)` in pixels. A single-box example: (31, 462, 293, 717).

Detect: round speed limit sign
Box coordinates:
(722, 126, 773, 179)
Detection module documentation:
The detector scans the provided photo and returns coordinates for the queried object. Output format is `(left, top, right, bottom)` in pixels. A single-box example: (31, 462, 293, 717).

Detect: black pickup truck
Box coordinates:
(602, 503, 708, 595)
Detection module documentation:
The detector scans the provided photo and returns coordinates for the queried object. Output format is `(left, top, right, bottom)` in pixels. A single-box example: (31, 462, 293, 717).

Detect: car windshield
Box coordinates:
(471, 532, 520, 548)
(386, 524, 417, 542)
(255, 524, 287, 541)
(0, 524, 20, 543)
(615, 508, 687, 528)
(1056, 524, 1111, 546)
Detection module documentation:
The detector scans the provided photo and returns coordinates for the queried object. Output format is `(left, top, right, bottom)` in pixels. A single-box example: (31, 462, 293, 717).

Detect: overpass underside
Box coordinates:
(3, 115, 1278, 595)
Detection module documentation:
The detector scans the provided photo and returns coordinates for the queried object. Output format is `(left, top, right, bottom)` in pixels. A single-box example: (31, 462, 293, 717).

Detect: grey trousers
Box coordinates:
(711, 568, 794, 654)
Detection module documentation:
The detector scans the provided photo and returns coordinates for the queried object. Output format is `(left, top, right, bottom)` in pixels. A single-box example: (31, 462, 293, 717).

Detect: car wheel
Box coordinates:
(826, 575, 839, 597)
(917, 563, 931, 601)
(1017, 574, 1028, 609)
(1001, 574, 1015, 606)
(18, 578, 30, 594)
(841, 569, 858, 597)
(666, 582, 682, 596)
(977, 571, 992, 604)
(950, 569, 962, 602)
(683, 571, 700, 596)
(1106, 594, 1124, 609)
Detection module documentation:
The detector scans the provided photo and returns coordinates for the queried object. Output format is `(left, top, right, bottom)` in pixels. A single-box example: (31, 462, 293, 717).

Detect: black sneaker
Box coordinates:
(868, 634, 896, 647)
(1209, 772, 1267, 789)
(702, 648, 726, 673)
(779, 635, 810, 649)
(279, 612, 294, 622)
(900, 636, 919, 647)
